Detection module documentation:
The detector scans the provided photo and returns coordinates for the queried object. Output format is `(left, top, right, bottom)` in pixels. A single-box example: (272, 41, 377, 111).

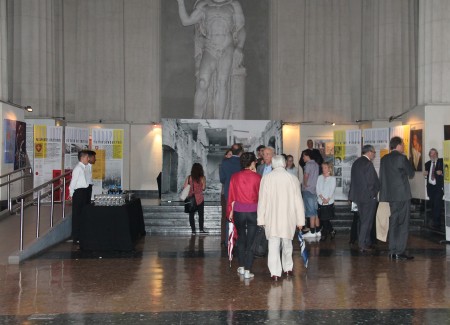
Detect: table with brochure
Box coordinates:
(79, 198, 146, 251)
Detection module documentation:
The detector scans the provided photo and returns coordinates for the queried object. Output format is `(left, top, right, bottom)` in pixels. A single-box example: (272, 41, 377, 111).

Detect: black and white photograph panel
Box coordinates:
(161, 119, 282, 202)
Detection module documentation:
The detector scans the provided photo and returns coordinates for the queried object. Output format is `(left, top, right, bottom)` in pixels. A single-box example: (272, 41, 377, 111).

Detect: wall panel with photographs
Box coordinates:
(161, 119, 282, 203)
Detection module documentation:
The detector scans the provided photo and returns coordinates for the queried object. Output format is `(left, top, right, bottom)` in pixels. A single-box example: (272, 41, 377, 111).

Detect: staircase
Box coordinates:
(143, 200, 425, 235)
(143, 201, 355, 235)
(143, 204, 222, 234)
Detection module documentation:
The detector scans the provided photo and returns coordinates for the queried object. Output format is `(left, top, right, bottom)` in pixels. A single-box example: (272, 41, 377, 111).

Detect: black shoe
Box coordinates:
(359, 247, 374, 254)
(320, 236, 328, 242)
(330, 229, 336, 239)
(389, 253, 414, 260)
(191, 231, 196, 235)
(199, 230, 208, 234)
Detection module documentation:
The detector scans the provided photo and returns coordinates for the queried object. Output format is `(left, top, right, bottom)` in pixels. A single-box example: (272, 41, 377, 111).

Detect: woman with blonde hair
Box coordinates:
(316, 161, 336, 241)
(286, 154, 299, 179)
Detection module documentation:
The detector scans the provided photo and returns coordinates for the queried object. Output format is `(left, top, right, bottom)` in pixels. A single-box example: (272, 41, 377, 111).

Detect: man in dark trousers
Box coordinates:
(299, 139, 323, 172)
(423, 148, 444, 228)
(379, 136, 415, 260)
(348, 145, 380, 253)
(219, 143, 243, 246)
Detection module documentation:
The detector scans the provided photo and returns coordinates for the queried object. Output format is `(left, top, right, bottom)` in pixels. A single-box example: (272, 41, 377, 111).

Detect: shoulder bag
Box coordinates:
(251, 226, 268, 257)
(184, 177, 198, 213)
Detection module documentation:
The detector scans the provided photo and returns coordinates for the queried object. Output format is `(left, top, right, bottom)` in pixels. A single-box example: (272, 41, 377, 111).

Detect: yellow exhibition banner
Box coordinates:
(444, 140, 450, 183)
(92, 149, 106, 180)
(334, 130, 346, 161)
(112, 129, 123, 159)
(34, 125, 47, 158)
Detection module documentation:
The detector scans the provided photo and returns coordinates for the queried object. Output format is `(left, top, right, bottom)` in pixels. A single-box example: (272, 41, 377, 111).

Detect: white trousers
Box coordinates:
(268, 237, 293, 277)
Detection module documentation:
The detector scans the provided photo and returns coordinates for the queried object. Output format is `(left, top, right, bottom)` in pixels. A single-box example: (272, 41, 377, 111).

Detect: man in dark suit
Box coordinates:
(423, 148, 444, 228)
(299, 139, 323, 172)
(379, 136, 415, 260)
(220, 143, 243, 246)
(348, 145, 380, 252)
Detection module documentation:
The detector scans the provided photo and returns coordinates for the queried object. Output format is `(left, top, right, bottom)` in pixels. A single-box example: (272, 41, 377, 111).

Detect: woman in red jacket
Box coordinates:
(227, 152, 262, 279)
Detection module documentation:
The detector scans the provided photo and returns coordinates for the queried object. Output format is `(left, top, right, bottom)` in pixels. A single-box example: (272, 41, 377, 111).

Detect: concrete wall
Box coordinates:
(282, 124, 301, 170)
(130, 124, 162, 191)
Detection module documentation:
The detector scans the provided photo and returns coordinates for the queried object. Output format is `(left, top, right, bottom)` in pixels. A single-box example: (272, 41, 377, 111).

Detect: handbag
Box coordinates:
(318, 203, 334, 220)
(184, 177, 197, 213)
(179, 184, 190, 200)
(184, 195, 197, 213)
(251, 226, 268, 257)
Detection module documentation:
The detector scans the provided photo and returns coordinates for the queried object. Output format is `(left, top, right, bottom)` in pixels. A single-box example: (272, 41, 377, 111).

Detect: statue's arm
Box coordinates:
(235, 28, 246, 50)
(232, 1, 246, 49)
(177, 0, 204, 26)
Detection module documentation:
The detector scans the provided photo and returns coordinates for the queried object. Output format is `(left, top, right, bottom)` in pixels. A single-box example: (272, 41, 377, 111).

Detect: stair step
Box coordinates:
(141, 201, 424, 234)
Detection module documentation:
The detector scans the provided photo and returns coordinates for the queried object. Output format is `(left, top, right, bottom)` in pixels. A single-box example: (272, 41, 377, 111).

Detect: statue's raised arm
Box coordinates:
(176, 0, 204, 26)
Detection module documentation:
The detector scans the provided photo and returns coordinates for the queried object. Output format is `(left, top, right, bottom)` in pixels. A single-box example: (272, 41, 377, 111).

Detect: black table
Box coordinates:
(79, 198, 146, 251)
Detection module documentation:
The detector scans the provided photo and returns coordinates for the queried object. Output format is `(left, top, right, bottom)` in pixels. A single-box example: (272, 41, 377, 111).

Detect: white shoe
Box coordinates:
(244, 270, 254, 279)
(315, 231, 322, 237)
(303, 231, 316, 238)
(237, 267, 245, 275)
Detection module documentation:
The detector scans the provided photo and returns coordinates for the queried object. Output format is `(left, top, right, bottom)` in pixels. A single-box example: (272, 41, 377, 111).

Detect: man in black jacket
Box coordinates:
(299, 139, 323, 172)
(379, 137, 415, 260)
(220, 143, 243, 246)
(423, 148, 444, 228)
(348, 145, 380, 252)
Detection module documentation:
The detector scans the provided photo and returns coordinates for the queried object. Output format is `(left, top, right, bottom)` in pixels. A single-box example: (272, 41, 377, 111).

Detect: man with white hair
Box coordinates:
(257, 155, 305, 281)
(257, 147, 274, 176)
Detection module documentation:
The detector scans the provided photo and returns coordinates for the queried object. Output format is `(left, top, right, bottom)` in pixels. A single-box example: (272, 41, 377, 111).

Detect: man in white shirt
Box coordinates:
(69, 151, 89, 243)
(423, 148, 444, 228)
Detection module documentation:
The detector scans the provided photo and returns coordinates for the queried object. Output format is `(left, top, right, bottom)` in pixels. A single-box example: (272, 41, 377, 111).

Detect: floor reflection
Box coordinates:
(0, 231, 449, 324)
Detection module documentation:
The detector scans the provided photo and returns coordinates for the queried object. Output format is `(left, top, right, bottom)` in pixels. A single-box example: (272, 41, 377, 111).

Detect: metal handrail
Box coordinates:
(0, 166, 33, 213)
(15, 170, 72, 251)
(0, 166, 30, 179)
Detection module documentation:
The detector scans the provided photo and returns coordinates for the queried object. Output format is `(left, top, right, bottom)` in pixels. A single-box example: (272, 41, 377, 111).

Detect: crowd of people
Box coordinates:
(182, 141, 338, 281)
(181, 135, 440, 280)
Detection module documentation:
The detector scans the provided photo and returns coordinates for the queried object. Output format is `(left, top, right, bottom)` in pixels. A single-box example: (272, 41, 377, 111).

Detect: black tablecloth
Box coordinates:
(79, 198, 146, 251)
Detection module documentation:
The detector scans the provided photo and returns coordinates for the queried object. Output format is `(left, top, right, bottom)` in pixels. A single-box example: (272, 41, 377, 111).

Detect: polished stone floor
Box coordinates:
(0, 230, 450, 324)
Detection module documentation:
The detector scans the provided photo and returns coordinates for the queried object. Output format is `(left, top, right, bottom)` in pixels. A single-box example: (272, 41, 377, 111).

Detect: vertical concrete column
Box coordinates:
(124, 0, 160, 124)
(418, 0, 450, 104)
(0, 0, 7, 100)
(10, 0, 63, 116)
(269, 0, 306, 121)
(361, 0, 417, 120)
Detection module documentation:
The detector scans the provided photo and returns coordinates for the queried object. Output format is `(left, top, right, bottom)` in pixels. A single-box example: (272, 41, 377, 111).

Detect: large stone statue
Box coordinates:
(176, 0, 246, 119)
